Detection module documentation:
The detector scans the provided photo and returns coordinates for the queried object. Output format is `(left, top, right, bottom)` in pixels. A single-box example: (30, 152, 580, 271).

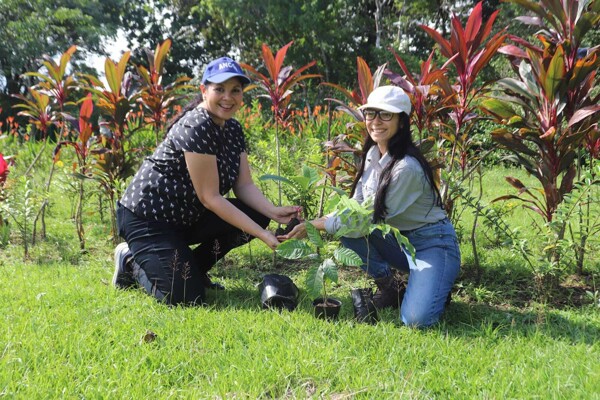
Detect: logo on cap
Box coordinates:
(219, 62, 236, 70)
(202, 57, 250, 84)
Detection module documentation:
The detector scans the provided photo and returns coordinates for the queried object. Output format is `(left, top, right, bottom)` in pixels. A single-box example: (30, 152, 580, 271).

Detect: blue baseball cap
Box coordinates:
(201, 57, 251, 85)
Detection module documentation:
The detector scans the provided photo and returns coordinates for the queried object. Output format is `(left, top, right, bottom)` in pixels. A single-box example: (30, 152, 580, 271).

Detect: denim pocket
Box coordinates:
(407, 220, 457, 251)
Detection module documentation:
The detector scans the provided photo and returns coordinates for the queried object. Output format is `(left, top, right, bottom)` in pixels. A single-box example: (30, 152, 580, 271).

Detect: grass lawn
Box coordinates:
(1, 256, 599, 398)
(1, 150, 599, 398)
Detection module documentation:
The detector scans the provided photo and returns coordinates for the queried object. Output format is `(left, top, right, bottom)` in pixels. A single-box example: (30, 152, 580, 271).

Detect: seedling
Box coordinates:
(277, 220, 362, 309)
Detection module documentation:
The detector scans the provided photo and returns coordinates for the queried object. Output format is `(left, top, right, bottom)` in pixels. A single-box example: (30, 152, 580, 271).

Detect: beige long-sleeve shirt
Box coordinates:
(325, 146, 446, 237)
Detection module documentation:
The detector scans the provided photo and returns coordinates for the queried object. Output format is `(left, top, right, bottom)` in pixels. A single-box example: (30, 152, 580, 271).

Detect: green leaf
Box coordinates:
(105, 59, 119, 95)
(518, 61, 540, 99)
(333, 247, 362, 267)
(154, 39, 171, 75)
(497, 77, 535, 102)
(301, 165, 319, 185)
(276, 239, 314, 259)
(481, 98, 517, 119)
(288, 175, 311, 191)
(305, 264, 324, 299)
(305, 221, 324, 248)
(543, 46, 564, 101)
(321, 258, 338, 285)
(259, 174, 292, 185)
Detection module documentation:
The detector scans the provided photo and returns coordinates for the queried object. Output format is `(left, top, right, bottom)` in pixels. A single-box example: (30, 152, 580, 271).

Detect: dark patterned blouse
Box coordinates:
(120, 106, 246, 225)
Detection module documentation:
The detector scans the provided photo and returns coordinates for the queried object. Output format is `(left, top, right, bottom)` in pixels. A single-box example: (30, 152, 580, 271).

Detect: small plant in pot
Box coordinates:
(276, 221, 363, 320)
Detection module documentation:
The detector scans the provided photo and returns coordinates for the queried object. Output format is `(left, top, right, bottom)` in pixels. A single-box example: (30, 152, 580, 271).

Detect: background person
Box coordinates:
(279, 86, 461, 327)
(113, 57, 298, 306)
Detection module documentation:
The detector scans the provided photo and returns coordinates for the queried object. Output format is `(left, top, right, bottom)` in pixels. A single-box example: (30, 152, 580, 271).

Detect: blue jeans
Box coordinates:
(340, 218, 461, 327)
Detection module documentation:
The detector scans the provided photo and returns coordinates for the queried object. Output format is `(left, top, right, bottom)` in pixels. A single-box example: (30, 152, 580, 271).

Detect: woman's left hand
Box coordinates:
(277, 222, 307, 241)
(272, 206, 301, 224)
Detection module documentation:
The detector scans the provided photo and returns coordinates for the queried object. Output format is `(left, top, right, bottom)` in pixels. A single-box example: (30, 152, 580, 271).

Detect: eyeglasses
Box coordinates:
(362, 109, 395, 121)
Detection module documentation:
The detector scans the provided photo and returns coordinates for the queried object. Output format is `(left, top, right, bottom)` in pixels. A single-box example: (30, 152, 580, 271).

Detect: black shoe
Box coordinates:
(200, 272, 225, 290)
(372, 275, 405, 310)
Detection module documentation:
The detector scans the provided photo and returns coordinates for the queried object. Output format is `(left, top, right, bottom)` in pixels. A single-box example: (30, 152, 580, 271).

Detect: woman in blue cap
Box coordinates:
(279, 86, 461, 327)
(113, 57, 299, 306)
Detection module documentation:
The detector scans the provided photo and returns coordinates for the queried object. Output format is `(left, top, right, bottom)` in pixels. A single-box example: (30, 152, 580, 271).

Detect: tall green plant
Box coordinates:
(552, 160, 600, 275)
(482, 0, 600, 270)
(240, 41, 320, 207)
(12, 88, 59, 242)
(0, 176, 36, 260)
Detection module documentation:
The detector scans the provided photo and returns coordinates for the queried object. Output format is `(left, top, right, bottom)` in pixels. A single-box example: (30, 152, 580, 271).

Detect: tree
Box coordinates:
(119, 0, 406, 90)
(0, 0, 124, 117)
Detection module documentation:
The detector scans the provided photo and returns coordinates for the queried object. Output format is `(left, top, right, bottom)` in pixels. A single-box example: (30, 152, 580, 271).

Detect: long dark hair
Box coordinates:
(165, 93, 203, 132)
(350, 113, 442, 223)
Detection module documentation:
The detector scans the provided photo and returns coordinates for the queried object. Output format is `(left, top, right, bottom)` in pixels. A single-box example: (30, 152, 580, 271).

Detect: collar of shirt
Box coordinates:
(365, 146, 392, 174)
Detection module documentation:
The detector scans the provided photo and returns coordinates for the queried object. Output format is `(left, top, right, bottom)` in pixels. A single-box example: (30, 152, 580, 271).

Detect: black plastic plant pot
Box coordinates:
(312, 298, 342, 320)
(275, 217, 301, 236)
(258, 274, 299, 311)
(351, 288, 378, 324)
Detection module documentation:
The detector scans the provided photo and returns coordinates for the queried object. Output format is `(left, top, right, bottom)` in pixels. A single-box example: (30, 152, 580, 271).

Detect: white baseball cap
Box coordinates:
(358, 86, 411, 115)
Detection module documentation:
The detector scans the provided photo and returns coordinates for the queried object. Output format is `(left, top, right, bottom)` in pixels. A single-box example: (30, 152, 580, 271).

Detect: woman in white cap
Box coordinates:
(113, 57, 299, 306)
(280, 85, 460, 327)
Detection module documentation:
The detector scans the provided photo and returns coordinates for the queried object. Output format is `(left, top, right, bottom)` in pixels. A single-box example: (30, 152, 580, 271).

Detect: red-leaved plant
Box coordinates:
(80, 52, 139, 241)
(417, 0, 507, 215)
(240, 41, 321, 206)
(53, 93, 95, 249)
(319, 57, 386, 190)
(482, 0, 600, 275)
(135, 39, 192, 146)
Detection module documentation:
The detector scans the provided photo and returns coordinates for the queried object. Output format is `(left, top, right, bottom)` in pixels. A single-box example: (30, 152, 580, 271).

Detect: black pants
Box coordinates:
(116, 200, 270, 306)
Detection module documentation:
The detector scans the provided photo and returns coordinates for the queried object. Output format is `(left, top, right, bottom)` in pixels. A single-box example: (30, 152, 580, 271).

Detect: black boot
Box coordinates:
(372, 275, 405, 310)
(199, 271, 225, 290)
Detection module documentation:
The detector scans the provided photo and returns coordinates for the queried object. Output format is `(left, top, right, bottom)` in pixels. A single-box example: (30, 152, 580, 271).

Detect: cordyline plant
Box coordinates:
(16, 46, 83, 244)
(482, 0, 600, 273)
(23, 45, 79, 138)
(416, 0, 507, 216)
(52, 94, 95, 250)
(12, 89, 59, 172)
(386, 47, 486, 275)
(135, 39, 192, 146)
(320, 57, 386, 190)
(80, 52, 139, 241)
(385, 49, 453, 173)
(240, 41, 321, 207)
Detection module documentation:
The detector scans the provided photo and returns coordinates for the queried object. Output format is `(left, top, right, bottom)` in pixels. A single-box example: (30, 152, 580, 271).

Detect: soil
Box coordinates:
(315, 299, 340, 307)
